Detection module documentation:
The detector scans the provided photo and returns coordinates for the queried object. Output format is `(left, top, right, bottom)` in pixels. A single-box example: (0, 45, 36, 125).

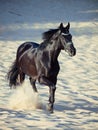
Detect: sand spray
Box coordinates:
(8, 83, 43, 110)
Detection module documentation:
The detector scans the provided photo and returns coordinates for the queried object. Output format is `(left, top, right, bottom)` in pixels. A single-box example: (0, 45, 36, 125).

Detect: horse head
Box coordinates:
(59, 23, 76, 57)
(42, 23, 76, 57)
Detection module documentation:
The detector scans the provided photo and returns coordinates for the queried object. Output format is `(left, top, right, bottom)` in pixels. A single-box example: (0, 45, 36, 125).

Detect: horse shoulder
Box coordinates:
(36, 50, 50, 66)
(35, 50, 52, 77)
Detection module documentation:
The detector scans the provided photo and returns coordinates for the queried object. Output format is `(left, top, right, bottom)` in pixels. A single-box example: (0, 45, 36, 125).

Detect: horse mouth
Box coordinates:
(67, 48, 76, 57)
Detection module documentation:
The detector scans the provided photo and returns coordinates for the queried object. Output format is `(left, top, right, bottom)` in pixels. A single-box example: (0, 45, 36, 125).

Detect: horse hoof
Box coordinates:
(47, 104, 54, 113)
(50, 109, 54, 114)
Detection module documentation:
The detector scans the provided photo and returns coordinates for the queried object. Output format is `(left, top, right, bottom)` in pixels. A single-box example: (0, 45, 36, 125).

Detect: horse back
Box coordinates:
(17, 42, 39, 59)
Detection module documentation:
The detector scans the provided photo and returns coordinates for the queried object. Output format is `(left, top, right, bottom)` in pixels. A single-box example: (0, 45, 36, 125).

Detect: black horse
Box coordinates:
(7, 23, 76, 113)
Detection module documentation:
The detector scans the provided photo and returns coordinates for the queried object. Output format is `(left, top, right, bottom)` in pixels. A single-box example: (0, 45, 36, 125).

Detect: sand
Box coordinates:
(0, 0, 98, 130)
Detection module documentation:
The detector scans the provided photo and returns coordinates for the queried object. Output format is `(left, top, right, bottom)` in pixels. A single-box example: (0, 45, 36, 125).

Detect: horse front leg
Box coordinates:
(48, 85, 56, 113)
(38, 76, 56, 113)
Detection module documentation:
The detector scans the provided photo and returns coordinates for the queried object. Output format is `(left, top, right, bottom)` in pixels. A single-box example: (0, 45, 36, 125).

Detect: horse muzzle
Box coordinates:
(70, 47, 76, 56)
(66, 47, 76, 57)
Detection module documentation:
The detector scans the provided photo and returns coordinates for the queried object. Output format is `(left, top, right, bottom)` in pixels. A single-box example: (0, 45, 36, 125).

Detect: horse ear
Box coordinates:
(66, 22, 70, 30)
(59, 23, 64, 30)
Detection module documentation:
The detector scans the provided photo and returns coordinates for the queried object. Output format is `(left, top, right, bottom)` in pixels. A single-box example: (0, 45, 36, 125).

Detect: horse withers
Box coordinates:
(7, 23, 76, 113)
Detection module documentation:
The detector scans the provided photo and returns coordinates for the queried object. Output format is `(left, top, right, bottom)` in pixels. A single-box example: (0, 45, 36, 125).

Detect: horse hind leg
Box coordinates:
(29, 77, 38, 92)
(16, 72, 25, 85)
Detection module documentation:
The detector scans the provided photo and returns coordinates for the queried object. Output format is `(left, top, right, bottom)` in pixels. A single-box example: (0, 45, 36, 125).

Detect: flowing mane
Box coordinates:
(42, 29, 59, 41)
(39, 29, 59, 49)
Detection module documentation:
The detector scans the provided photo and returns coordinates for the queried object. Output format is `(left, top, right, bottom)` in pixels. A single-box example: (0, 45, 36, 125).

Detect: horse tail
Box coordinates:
(7, 60, 25, 88)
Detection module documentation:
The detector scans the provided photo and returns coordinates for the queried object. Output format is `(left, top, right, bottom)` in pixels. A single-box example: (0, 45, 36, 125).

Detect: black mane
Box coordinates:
(38, 29, 59, 49)
(42, 29, 59, 41)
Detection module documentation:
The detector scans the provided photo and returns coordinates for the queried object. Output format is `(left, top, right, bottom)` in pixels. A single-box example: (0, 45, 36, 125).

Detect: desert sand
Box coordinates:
(0, 0, 98, 130)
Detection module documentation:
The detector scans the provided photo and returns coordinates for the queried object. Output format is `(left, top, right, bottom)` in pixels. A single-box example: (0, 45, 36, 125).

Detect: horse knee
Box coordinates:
(50, 85, 56, 91)
(53, 86, 56, 91)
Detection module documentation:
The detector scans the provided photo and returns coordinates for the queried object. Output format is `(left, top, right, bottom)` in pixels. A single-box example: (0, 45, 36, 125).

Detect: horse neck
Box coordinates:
(52, 48, 61, 62)
(47, 39, 61, 61)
